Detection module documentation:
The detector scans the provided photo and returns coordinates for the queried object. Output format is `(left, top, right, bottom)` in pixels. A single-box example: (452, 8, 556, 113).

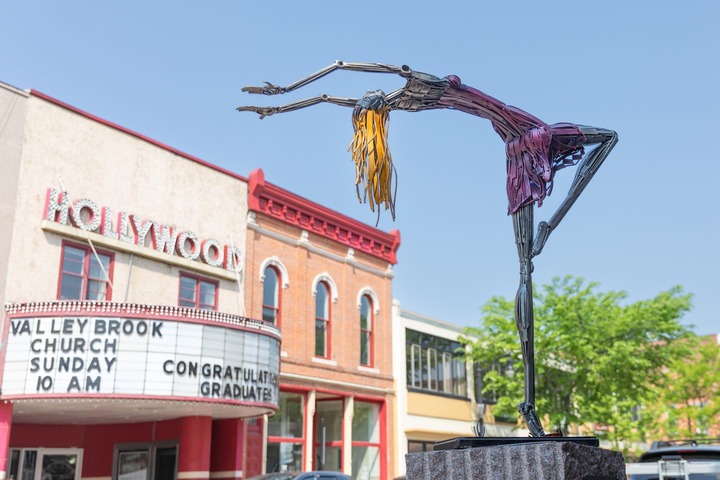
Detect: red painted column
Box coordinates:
(178, 416, 212, 480)
(0, 402, 13, 479)
(210, 419, 243, 480)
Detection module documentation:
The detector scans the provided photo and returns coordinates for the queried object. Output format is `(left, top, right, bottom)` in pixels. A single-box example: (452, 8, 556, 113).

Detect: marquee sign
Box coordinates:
(43, 188, 242, 273)
(2, 314, 280, 405)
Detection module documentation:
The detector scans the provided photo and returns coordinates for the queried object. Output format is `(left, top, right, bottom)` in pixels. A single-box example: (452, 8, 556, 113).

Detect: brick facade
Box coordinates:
(244, 169, 399, 477)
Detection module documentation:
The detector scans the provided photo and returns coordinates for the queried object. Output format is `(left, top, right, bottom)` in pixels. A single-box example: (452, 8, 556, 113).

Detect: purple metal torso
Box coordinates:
(436, 75, 586, 214)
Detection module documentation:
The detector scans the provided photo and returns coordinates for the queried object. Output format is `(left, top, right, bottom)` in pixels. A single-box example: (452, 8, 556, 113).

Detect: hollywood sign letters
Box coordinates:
(43, 188, 242, 272)
(3, 316, 280, 405)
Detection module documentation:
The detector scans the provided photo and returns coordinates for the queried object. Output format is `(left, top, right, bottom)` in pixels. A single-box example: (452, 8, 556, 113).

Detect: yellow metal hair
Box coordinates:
(349, 104, 396, 221)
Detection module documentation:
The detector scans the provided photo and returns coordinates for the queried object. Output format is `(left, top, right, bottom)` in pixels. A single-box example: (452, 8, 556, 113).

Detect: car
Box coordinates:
(246, 471, 352, 480)
(626, 438, 720, 479)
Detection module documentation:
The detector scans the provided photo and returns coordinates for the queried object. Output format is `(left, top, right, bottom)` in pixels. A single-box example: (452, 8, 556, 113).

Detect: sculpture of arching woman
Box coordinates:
(238, 61, 618, 437)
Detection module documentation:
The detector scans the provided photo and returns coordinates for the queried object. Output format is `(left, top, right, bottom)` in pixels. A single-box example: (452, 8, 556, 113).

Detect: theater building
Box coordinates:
(243, 170, 399, 479)
(0, 80, 400, 480)
(0, 81, 276, 480)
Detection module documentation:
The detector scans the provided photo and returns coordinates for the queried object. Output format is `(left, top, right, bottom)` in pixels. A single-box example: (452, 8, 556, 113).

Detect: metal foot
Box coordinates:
(517, 402, 547, 437)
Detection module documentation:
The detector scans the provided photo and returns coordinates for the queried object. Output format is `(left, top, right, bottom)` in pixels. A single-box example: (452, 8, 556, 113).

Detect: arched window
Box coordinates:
(360, 294, 374, 366)
(262, 265, 281, 324)
(315, 281, 331, 358)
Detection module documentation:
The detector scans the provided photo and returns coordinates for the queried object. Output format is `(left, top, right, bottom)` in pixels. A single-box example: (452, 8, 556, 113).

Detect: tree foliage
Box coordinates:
(461, 275, 693, 447)
(642, 337, 720, 439)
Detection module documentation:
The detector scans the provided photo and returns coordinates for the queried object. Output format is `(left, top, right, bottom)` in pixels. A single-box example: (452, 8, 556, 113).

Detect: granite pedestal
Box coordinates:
(405, 441, 626, 479)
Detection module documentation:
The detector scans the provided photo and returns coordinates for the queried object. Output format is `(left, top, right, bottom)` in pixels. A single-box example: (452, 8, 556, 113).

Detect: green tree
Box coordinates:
(642, 337, 720, 439)
(461, 275, 693, 449)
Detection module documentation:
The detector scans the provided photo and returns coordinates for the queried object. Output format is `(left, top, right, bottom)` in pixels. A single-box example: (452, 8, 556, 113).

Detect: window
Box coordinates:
(406, 329, 468, 397)
(266, 392, 304, 473)
(315, 281, 331, 358)
(408, 440, 434, 453)
(409, 344, 422, 388)
(114, 442, 177, 480)
(58, 242, 113, 301)
(314, 399, 343, 471)
(178, 273, 217, 310)
(352, 401, 382, 480)
(359, 294, 373, 366)
(8, 448, 83, 480)
(262, 266, 281, 324)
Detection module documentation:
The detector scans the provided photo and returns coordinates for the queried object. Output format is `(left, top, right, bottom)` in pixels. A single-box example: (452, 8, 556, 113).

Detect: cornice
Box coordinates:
(248, 169, 400, 264)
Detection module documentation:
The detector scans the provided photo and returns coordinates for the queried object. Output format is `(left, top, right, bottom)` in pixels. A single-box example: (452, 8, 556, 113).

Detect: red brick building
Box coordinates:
(243, 169, 400, 478)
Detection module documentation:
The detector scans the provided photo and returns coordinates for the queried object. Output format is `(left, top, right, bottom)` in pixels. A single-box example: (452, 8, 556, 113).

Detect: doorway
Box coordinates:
(113, 442, 177, 480)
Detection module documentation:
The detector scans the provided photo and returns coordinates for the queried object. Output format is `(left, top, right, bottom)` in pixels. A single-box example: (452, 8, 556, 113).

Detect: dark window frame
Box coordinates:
(57, 241, 114, 301)
(314, 280, 332, 359)
(262, 265, 282, 325)
(178, 272, 218, 310)
(359, 294, 374, 367)
(405, 329, 468, 398)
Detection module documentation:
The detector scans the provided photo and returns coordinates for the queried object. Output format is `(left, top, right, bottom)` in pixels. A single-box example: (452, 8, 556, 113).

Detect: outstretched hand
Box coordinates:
(241, 82, 284, 95)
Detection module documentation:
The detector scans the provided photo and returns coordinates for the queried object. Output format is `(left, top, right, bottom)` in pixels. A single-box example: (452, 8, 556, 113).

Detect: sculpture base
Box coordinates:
(434, 435, 599, 450)
(406, 440, 625, 479)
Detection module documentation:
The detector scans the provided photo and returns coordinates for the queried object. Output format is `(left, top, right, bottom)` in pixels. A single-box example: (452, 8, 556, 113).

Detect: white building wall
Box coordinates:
(1, 87, 248, 318)
(0, 84, 27, 313)
(392, 300, 479, 476)
(391, 299, 408, 476)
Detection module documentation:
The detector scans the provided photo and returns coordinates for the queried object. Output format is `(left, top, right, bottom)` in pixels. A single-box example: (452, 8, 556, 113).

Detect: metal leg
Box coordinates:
(512, 204, 547, 437)
(532, 128, 618, 257)
(518, 127, 617, 435)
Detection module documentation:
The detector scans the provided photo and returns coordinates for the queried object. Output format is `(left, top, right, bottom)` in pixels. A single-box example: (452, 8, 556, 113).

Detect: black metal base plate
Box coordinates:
(433, 436, 600, 451)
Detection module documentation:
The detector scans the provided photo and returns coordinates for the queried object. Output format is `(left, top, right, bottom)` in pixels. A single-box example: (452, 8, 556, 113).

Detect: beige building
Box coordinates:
(391, 302, 519, 477)
(0, 80, 279, 479)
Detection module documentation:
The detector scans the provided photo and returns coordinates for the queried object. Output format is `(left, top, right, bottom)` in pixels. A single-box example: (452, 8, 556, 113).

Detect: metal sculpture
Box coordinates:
(238, 61, 618, 437)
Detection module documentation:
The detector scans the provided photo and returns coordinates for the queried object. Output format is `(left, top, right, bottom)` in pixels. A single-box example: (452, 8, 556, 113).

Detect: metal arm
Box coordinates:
(241, 60, 411, 96)
(238, 61, 415, 118)
(236, 94, 359, 119)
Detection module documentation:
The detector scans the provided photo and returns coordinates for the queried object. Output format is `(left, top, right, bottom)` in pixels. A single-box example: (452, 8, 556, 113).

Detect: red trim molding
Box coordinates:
(249, 169, 401, 264)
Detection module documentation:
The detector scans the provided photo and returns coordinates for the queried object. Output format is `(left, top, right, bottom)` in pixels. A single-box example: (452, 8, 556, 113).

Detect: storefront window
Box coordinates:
(21, 450, 36, 480)
(314, 399, 343, 471)
(352, 401, 382, 480)
(118, 451, 149, 480)
(268, 393, 303, 438)
(7, 449, 82, 480)
(265, 443, 303, 474)
(267, 393, 304, 473)
(351, 446, 380, 480)
(352, 402, 379, 443)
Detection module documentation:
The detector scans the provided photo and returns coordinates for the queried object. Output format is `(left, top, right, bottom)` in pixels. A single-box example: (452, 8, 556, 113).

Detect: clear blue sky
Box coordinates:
(2, 1, 718, 335)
